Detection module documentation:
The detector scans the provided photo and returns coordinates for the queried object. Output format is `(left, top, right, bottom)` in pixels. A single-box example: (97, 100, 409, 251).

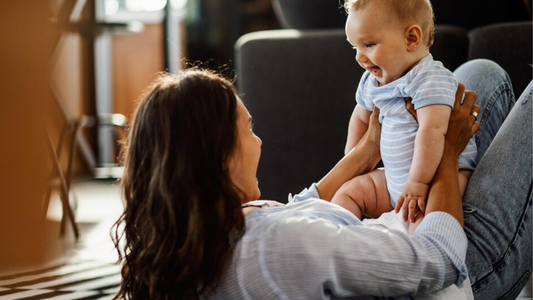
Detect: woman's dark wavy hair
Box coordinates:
(112, 69, 246, 299)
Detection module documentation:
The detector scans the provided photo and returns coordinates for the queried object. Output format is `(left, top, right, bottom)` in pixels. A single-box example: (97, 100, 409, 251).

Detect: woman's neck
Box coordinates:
(242, 206, 260, 216)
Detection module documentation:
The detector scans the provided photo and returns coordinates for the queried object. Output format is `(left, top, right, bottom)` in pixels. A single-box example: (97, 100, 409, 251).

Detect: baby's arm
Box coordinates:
(345, 106, 372, 155)
(396, 104, 452, 222)
(408, 171, 471, 234)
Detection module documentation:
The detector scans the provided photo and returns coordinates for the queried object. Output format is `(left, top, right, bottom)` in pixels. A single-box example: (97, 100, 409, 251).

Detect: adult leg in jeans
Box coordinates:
(454, 59, 516, 161)
(455, 59, 532, 299)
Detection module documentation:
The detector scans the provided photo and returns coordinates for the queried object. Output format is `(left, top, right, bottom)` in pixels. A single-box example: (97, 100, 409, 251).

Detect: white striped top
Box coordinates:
(356, 54, 478, 205)
(206, 184, 469, 299)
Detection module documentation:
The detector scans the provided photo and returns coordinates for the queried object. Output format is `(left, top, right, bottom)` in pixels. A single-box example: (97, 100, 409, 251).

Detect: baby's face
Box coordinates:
(345, 4, 415, 86)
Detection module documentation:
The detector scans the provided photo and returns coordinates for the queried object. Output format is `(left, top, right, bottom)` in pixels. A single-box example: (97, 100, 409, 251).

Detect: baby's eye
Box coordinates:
(366, 43, 376, 48)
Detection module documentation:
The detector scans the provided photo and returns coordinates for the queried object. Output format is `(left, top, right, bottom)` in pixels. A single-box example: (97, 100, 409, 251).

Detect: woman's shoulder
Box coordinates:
(244, 199, 362, 239)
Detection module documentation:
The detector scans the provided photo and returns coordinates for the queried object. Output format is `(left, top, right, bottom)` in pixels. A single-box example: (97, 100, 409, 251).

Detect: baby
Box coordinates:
(331, 0, 477, 225)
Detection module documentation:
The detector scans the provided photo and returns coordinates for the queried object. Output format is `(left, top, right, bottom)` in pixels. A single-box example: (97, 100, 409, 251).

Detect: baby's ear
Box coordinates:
(405, 25, 422, 51)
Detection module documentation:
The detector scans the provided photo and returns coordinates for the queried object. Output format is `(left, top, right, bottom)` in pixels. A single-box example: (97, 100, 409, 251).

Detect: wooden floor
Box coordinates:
(44, 178, 123, 265)
(0, 178, 123, 300)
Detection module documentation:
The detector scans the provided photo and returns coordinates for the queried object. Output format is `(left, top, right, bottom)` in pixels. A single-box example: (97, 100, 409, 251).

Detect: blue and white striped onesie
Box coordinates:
(355, 54, 477, 206)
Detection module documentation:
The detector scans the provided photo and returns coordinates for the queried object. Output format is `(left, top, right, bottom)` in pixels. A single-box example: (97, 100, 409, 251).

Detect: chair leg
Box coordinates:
(65, 122, 82, 239)
(59, 189, 67, 236)
(58, 169, 79, 240)
(47, 133, 80, 240)
(56, 126, 68, 160)
(65, 122, 81, 191)
(42, 185, 53, 220)
(43, 127, 68, 221)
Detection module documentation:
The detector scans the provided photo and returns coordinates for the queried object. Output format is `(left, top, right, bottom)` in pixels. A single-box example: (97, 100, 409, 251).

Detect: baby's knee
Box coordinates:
(331, 179, 368, 218)
(338, 177, 366, 200)
(336, 178, 379, 213)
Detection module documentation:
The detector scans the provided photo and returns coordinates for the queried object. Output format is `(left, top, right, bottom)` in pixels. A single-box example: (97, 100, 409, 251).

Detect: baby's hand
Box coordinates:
(408, 210, 425, 235)
(394, 179, 429, 223)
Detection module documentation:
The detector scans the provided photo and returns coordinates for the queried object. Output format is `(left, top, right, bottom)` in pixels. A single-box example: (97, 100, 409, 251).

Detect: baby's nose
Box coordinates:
(356, 51, 367, 63)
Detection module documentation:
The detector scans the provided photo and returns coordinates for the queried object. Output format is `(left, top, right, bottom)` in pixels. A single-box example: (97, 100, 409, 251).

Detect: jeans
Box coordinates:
(454, 59, 532, 299)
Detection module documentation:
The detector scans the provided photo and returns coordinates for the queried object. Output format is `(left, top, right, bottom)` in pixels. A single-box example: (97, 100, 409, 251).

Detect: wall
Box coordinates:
(112, 24, 166, 120)
(0, 0, 53, 270)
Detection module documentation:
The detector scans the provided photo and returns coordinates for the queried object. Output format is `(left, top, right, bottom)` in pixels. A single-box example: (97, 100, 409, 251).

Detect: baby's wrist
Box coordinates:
(407, 178, 430, 186)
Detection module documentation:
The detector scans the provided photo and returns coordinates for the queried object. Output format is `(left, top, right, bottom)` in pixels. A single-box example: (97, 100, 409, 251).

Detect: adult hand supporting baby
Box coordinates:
(395, 83, 480, 225)
(423, 83, 480, 227)
(442, 84, 481, 158)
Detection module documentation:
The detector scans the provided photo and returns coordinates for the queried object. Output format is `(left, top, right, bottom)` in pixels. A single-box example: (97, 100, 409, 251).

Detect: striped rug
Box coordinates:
(0, 260, 121, 300)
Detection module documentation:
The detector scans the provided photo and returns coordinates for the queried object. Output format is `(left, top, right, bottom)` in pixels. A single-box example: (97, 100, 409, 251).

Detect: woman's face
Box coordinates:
(228, 97, 262, 203)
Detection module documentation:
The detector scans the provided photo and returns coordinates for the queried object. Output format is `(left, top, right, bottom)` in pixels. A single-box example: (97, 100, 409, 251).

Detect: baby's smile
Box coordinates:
(360, 62, 381, 76)
(369, 66, 381, 76)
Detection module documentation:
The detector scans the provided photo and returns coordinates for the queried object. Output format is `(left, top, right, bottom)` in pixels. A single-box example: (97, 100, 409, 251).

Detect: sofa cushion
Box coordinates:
(431, 25, 469, 72)
(235, 29, 363, 201)
(468, 21, 533, 97)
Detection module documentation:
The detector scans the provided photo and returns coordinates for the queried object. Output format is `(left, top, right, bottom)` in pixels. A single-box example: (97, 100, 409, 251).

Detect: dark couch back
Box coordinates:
(236, 30, 361, 201)
(468, 22, 533, 97)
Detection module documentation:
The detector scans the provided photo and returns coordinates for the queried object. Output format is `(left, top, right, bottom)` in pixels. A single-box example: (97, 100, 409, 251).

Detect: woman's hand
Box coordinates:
(423, 82, 480, 227)
(445, 83, 481, 158)
(405, 83, 480, 156)
(358, 106, 382, 158)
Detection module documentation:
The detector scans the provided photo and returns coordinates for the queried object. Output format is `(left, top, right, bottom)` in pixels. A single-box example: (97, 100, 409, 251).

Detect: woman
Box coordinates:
(113, 61, 531, 299)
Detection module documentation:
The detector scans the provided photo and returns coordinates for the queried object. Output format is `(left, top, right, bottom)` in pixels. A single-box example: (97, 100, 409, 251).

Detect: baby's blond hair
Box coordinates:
(344, 0, 435, 48)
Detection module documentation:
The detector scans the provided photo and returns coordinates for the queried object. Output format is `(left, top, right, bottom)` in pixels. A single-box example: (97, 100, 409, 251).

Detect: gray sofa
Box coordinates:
(234, 21, 532, 202)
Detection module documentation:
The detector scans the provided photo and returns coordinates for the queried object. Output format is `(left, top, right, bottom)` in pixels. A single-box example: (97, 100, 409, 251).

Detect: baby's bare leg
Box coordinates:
(331, 169, 391, 219)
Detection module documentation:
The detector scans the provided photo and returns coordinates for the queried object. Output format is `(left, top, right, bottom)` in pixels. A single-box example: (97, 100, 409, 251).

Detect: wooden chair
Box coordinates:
(43, 116, 92, 240)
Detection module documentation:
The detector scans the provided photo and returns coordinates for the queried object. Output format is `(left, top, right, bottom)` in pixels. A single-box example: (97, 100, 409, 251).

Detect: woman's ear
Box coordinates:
(405, 25, 422, 51)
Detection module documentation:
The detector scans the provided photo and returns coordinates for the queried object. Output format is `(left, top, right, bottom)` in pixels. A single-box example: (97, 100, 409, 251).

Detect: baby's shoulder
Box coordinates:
(406, 59, 456, 89)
